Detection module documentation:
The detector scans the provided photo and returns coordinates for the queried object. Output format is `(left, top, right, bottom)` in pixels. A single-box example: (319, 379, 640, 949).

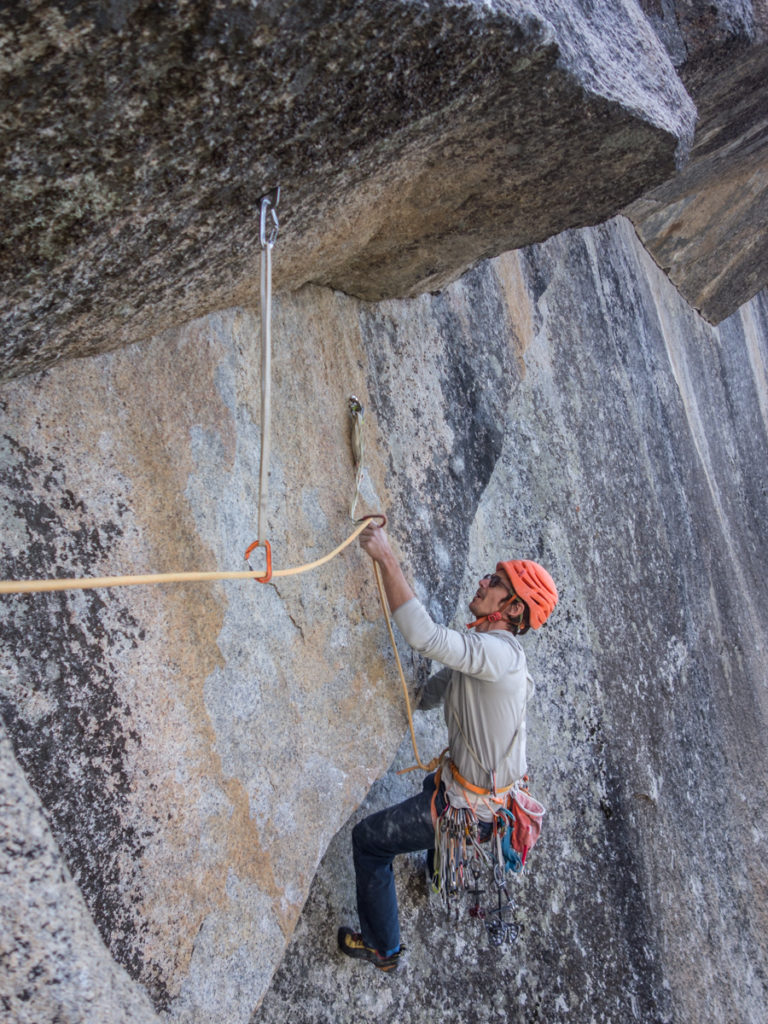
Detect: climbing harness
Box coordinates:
(432, 799, 521, 946)
(430, 758, 545, 947)
(426, 680, 546, 947)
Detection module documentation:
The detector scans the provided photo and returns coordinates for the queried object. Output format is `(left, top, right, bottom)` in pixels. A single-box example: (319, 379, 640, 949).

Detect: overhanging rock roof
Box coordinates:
(0, 0, 695, 382)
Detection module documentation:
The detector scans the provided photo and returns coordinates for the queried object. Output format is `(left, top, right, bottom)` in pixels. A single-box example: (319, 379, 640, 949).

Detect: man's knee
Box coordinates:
(353, 808, 400, 865)
(352, 816, 375, 857)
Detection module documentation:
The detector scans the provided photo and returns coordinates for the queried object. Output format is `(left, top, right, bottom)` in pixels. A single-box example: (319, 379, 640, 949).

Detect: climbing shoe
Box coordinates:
(337, 927, 403, 972)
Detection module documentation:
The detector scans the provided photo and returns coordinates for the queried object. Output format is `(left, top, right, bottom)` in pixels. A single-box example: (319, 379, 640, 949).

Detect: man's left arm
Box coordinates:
(420, 666, 451, 710)
(358, 521, 415, 612)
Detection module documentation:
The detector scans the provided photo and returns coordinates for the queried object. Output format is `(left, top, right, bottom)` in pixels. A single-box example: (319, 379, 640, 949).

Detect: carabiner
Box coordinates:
(244, 538, 273, 583)
(259, 186, 280, 248)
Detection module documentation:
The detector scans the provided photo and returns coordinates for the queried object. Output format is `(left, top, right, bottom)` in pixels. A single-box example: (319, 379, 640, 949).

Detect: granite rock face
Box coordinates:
(0, 0, 695, 381)
(0, 266, 526, 1021)
(627, 1, 768, 322)
(0, 727, 162, 1024)
(256, 219, 768, 1024)
(1, 5, 767, 1022)
(2, 217, 767, 1023)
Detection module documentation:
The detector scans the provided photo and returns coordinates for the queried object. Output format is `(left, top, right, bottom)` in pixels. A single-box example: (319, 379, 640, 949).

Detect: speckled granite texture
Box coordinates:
(2, 217, 767, 1023)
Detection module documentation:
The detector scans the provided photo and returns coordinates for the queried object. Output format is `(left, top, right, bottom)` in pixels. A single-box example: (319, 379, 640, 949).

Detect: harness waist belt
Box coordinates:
(448, 759, 515, 797)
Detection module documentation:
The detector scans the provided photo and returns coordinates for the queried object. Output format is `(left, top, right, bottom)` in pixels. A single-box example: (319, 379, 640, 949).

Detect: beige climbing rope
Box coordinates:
(0, 517, 381, 595)
(371, 557, 443, 776)
(347, 395, 437, 773)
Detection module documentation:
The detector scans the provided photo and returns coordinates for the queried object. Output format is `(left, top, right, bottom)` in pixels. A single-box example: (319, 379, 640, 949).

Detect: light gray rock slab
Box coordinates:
(1, 213, 766, 1022)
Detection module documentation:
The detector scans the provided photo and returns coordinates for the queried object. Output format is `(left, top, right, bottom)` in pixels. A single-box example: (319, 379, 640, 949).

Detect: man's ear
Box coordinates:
(506, 598, 525, 620)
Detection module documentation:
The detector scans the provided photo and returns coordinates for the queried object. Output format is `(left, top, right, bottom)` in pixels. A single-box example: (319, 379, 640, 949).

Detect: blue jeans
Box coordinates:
(352, 772, 446, 956)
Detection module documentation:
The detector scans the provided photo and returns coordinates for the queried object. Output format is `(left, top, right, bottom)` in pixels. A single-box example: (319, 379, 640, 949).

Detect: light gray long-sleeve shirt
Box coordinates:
(392, 597, 532, 818)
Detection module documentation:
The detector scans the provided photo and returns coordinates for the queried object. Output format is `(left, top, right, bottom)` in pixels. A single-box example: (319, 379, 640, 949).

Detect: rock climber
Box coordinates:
(338, 520, 558, 971)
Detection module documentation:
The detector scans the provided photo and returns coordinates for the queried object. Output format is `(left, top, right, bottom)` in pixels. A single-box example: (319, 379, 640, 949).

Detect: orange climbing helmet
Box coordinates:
(497, 559, 558, 630)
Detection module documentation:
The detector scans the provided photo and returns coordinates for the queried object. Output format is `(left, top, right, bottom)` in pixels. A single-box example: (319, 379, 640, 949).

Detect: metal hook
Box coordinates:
(348, 395, 363, 418)
(259, 186, 280, 248)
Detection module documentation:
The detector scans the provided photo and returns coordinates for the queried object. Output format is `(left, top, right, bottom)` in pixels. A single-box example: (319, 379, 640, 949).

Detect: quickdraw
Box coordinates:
(348, 396, 365, 521)
(250, 186, 280, 579)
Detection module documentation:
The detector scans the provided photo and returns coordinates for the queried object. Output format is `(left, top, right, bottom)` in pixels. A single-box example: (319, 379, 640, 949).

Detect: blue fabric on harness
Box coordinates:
(498, 807, 523, 873)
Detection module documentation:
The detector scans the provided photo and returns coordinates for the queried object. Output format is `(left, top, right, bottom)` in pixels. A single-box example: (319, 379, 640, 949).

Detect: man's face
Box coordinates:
(468, 567, 514, 618)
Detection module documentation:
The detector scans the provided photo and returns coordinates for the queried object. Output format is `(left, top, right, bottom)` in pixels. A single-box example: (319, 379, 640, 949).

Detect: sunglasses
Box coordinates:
(481, 573, 513, 596)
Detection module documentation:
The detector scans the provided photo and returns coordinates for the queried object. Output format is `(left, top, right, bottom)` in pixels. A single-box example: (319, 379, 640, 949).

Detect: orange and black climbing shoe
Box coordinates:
(337, 927, 403, 972)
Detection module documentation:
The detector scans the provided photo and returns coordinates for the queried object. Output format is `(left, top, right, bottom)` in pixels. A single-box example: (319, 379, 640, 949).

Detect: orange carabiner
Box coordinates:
(244, 539, 273, 583)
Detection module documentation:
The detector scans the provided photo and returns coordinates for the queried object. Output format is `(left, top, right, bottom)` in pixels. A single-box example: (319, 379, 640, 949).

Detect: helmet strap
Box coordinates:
(467, 593, 523, 632)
